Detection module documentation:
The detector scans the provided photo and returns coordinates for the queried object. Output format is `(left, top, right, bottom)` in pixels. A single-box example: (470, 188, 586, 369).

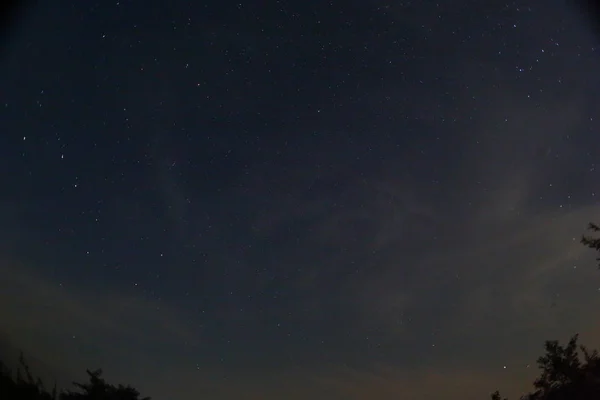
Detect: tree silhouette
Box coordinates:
(488, 222, 600, 399)
(0, 353, 149, 400)
(0, 352, 57, 400)
(491, 390, 508, 400)
(60, 369, 150, 400)
(490, 334, 600, 400)
(581, 222, 600, 268)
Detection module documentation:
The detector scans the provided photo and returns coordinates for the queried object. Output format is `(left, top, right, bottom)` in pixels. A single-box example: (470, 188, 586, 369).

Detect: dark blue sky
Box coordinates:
(2, 1, 600, 399)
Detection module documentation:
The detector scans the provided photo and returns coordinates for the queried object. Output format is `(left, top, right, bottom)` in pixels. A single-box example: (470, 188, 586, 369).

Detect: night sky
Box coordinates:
(1, 1, 600, 399)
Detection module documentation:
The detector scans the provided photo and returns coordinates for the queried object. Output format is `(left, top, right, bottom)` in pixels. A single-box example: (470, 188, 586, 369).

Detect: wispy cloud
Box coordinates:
(0, 261, 202, 382)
